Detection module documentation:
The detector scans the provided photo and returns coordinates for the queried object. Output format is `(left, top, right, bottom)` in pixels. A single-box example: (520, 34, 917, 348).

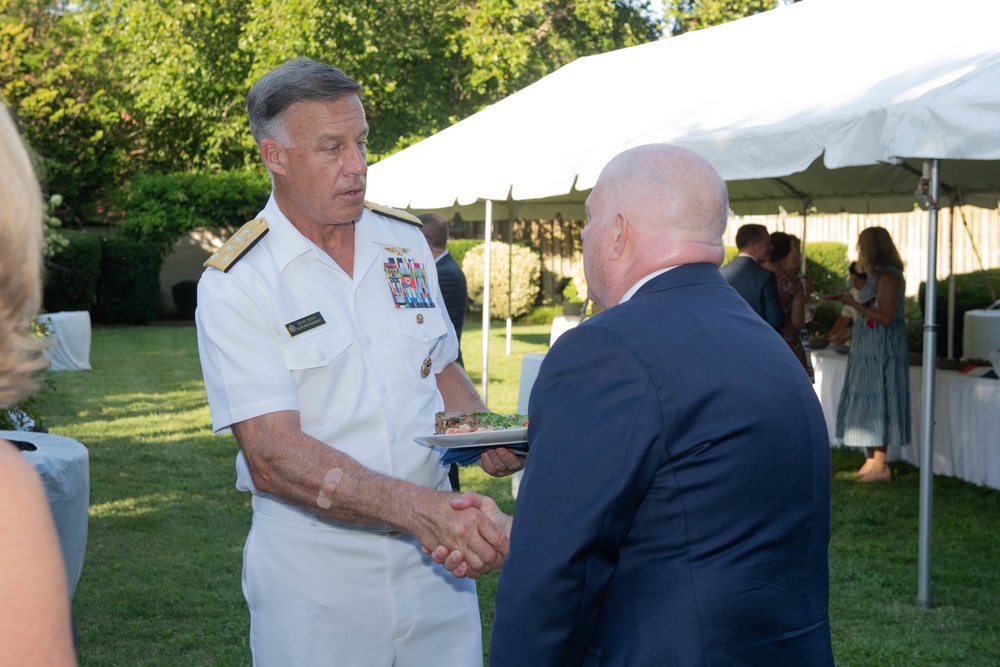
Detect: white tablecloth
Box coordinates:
(4, 431, 90, 598)
(39, 311, 93, 371)
(811, 350, 1000, 490)
(549, 316, 581, 346)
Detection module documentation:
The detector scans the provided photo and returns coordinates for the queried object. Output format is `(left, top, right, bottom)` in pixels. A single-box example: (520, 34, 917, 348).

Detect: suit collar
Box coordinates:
(631, 263, 727, 298)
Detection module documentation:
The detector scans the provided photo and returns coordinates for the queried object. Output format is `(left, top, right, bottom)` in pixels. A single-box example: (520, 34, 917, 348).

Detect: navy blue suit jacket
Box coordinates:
(719, 255, 784, 330)
(491, 264, 833, 667)
(435, 252, 468, 368)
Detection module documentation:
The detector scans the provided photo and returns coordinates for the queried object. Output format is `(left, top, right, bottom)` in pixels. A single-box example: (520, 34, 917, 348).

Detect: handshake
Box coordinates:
(420, 492, 514, 579)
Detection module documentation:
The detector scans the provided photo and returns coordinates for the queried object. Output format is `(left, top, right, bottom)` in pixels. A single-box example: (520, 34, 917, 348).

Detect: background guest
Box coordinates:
(763, 231, 812, 379)
(788, 234, 816, 381)
(419, 212, 468, 491)
(720, 223, 784, 330)
(832, 227, 910, 482)
(826, 261, 868, 339)
(0, 107, 78, 666)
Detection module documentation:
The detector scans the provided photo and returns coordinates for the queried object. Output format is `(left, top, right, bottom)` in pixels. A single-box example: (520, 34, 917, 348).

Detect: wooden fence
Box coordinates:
(160, 207, 998, 314)
(462, 205, 1000, 301)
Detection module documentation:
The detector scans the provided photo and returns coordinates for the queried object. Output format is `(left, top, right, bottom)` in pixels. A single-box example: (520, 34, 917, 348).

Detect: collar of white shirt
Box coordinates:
(619, 266, 678, 304)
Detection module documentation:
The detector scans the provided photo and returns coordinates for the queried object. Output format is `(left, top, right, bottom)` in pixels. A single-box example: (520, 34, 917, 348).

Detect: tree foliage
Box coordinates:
(664, 0, 792, 36)
(1, 0, 131, 221)
(2, 0, 661, 222)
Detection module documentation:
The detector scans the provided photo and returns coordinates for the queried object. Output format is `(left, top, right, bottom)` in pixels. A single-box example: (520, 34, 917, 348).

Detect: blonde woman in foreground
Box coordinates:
(0, 106, 79, 666)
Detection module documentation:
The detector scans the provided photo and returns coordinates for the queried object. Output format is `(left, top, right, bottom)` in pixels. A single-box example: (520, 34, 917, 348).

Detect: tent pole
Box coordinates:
(507, 212, 514, 356)
(482, 201, 493, 402)
(800, 203, 808, 276)
(946, 204, 955, 359)
(917, 159, 940, 609)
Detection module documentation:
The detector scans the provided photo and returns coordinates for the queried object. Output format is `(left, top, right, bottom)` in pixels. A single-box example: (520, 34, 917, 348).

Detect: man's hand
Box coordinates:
(427, 493, 513, 578)
(479, 447, 526, 477)
(413, 490, 509, 580)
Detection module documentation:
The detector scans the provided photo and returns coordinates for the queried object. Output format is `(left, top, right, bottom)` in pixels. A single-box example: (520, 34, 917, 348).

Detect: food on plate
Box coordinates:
(435, 411, 528, 435)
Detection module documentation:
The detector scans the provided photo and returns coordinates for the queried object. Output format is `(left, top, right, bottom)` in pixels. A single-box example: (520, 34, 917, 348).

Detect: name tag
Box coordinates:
(285, 312, 326, 337)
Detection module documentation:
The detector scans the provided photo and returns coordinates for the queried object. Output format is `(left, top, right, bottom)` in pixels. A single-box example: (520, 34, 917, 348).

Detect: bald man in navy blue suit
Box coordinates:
(442, 144, 833, 666)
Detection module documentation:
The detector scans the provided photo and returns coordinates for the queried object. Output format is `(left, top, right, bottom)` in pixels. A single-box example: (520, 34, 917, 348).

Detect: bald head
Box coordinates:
(417, 213, 449, 253)
(582, 144, 729, 307)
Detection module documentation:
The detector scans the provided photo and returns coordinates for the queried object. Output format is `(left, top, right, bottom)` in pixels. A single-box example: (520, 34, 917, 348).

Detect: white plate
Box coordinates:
(414, 427, 528, 449)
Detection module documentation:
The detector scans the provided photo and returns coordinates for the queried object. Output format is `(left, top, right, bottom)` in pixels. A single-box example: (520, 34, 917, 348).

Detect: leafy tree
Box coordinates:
(1, 0, 131, 222)
(665, 0, 794, 36)
(4, 0, 661, 223)
(242, 0, 661, 157)
(82, 0, 254, 172)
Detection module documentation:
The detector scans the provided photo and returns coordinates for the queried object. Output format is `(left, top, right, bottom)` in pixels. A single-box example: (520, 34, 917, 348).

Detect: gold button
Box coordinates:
(416, 314, 424, 324)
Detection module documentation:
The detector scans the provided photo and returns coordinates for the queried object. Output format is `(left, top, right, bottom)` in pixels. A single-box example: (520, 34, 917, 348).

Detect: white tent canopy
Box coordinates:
(368, 0, 1000, 220)
(367, 0, 1000, 610)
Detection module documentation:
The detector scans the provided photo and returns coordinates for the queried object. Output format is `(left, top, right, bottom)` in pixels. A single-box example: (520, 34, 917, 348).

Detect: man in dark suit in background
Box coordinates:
(720, 222, 785, 330)
(482, 144, 834, 666)
(419, 212, 468, 491)
(418, 213, 468, 367)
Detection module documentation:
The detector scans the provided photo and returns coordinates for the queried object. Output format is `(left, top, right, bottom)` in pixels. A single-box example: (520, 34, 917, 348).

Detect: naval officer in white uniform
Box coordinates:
(196, 57, 509, 667)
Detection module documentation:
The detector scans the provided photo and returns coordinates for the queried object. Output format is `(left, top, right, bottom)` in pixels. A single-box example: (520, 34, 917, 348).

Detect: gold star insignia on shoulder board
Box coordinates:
(365, 200, 422, 228)
(204, 218, 269, 272)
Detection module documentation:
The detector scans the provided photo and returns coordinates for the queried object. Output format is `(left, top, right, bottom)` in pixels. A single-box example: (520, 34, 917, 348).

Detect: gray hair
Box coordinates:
(246, 58, 363, 146)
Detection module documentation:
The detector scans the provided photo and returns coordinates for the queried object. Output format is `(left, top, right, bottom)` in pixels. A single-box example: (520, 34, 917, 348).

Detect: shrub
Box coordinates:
(172, 280, 199, 320)
(92, 237, 163, 325)
(562, 262, 588, 303)
(522, 305, 561, 325)
(447, 239, 482, 270)
(723, 245, 739, 265)
(43, 232, 102, 312)
(804, 242, 850, 295)
(118, 170, 271, 257)
(918, 267, 1000, 358)
(463, 241, 541, 319)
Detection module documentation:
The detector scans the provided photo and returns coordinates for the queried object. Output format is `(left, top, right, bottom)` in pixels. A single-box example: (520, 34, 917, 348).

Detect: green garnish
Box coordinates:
(472, 412, 528, 430)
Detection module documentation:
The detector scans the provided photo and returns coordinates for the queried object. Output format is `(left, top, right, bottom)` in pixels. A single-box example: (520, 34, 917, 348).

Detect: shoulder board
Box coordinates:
(365, 200, 422, 227)
(204, 218, 269, 273)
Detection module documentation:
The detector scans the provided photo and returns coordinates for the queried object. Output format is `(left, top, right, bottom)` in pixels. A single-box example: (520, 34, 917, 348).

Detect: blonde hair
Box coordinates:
(857, 226, 903, 275)
(0, 108, 46, 407)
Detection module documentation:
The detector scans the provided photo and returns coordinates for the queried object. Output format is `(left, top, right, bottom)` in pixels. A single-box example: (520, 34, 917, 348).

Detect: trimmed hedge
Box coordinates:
(118, 170, 271, 257)
(172, 280, 199, 320)
(44, 232, 102, 312)
(919, 267, 1000, 359)
(92, 236, 164, 325)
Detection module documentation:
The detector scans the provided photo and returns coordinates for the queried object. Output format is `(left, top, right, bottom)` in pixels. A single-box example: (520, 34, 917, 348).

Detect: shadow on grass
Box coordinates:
(510, 332, 550, 346)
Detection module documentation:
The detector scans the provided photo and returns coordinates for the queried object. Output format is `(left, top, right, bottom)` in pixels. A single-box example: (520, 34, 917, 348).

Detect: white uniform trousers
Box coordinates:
(245, 496, 482, 667)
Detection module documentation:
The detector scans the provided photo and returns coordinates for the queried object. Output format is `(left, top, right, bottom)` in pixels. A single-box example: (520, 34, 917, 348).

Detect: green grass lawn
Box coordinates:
(43, 322, 1000, 666)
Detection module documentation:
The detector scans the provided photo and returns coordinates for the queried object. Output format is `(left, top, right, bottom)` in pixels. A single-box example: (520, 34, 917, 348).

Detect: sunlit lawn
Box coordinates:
(42, 321, 1000, 666)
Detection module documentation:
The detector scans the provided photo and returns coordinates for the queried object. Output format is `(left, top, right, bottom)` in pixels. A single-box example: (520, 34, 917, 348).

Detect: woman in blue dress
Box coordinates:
(831, 227, 911, 482)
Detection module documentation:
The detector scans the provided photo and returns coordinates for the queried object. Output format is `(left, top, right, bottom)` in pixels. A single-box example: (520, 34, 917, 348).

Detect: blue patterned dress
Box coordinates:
(835, 267, 911, 448)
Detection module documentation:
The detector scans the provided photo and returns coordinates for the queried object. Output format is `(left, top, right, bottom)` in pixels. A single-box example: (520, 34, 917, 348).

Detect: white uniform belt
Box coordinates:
(250, 494, 404, 536)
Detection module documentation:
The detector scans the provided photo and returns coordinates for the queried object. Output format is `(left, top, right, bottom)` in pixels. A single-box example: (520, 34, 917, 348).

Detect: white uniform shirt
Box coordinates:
(196, 196, 458, 496)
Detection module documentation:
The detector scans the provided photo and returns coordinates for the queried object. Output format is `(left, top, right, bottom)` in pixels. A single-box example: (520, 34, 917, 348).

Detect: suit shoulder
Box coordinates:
(203, 218, 269, 273)
(365, 200, 422, 227)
